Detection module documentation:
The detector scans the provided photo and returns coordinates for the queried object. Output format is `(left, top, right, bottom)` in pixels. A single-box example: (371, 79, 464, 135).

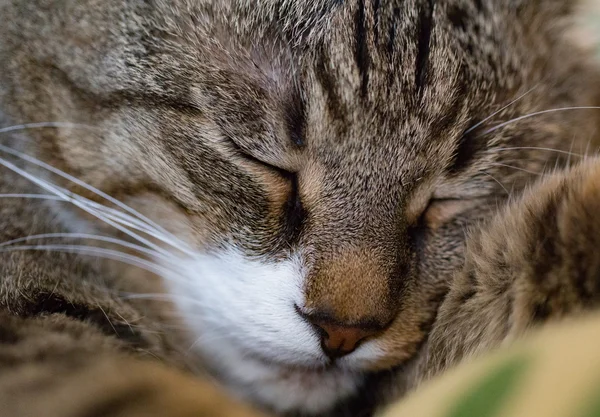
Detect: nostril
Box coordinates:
(312, 321, 329, 339)
(294, 306, 385, 359)
(316, 322, 378, 358)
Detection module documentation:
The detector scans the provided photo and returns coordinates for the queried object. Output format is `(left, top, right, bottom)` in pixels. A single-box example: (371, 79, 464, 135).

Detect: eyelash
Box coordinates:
(283, 173, 305, 240)
(448, 121, 484, 174)
(229, 140, 305, 239)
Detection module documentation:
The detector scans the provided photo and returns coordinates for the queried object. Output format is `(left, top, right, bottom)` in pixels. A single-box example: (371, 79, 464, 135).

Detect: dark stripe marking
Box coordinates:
(373, 0, 381, 44)
(285, 86, 306, 147)
(315, 49, 347, 124)
(387, 7, 400, 56)
(415, 0, 436, 96)
(354, 0, 370, 98)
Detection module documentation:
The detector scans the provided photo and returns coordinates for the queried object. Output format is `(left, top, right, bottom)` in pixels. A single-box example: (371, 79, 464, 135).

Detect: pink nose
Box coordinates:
(295, 306, 388, 360)
(313, 322, 380, 359)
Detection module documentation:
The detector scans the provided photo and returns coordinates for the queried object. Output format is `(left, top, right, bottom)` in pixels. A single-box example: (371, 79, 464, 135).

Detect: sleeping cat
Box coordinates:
(1, 0, 600, 416)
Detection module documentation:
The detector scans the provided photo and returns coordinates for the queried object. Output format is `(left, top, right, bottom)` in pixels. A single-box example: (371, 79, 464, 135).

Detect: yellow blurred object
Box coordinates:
(380, 313, 600, 417)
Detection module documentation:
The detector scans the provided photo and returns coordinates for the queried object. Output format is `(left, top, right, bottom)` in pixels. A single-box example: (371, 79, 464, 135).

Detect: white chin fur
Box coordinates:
(202, 339, 363, 414)
(162, 249, 370, 414)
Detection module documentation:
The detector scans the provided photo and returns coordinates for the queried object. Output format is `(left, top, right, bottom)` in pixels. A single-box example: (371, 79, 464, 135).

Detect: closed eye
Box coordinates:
(282, 172, 305, 241)
(409, 195, 477, 235)
(407, 196, 474, 253)
(227, 137, 305, 241)
(227, 136, 293, 179)
(448, 122, 484, 174)
(421, 198, 473, 230)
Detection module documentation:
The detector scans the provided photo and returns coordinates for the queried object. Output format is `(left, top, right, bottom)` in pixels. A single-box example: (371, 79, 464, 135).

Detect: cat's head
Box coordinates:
(1, 0, 600, 414)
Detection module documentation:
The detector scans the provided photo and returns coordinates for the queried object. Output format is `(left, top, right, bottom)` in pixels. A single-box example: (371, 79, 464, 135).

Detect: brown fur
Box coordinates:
(0, 170, 265, 416)
(407, 156, 600, 390)
(0, 313, 266, 416)
(1, 0, 600, 416)
(375, 159, 600, 410)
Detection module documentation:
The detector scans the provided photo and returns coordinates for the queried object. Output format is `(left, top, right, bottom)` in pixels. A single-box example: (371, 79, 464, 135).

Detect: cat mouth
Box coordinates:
(227, 333, 369, 376)
(247, 349, 336, 373)
(228, 353, 363, 415)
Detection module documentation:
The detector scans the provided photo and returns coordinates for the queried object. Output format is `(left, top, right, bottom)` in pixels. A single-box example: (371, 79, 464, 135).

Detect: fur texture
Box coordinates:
(1, 0, 600, 416)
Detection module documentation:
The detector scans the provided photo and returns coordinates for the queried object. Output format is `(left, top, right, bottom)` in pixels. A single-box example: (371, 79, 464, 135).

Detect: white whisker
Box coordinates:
(0, 142, 191, 252)
(0, 155, 176, 257)
(0, 122, 97, 134)
(119, 292, 204, 306)
(32, 181, 194, 256)
(96, 303, 119, 335)
(464, 85, 539, 135)
(81, 200, 195, 255)
(84, 200, 168, 235)
(0, 192, 183, 252)
(482, 107, 600, 135)
(0, 233, 170, 261)
(0, 244, 175, 278)
(493, 146, 584, 158)
(567, 136, 576, 167)
(585, 139, 593, 162)
(489, 162, 542, 176)
(0, 193, 63, 201)
(480, 171, 510, 196)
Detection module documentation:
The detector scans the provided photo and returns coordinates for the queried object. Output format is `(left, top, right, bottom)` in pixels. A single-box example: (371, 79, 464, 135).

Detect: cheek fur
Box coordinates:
(163, 249, 321, 365)
(161, 249, 369, 413)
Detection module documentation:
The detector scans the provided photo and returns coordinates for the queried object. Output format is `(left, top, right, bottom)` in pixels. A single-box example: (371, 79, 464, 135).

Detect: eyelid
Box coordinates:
(282, 172, 305, 241)
(227, 136, 294, 178)
(422, 198, 475, 229)
(406, 192, 433, 225)
(231, 142, 304, 239)
(448, 121, 483, 175)
(241, 150, 294, 178)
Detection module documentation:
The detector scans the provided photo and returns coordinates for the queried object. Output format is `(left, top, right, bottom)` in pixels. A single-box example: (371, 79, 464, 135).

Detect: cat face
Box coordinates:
(1, 0, 599, 414)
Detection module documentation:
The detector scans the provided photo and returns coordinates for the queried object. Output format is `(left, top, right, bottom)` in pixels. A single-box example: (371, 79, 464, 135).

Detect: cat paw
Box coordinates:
(494, 157, 600, 328)
(419, 158, 600, 382)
